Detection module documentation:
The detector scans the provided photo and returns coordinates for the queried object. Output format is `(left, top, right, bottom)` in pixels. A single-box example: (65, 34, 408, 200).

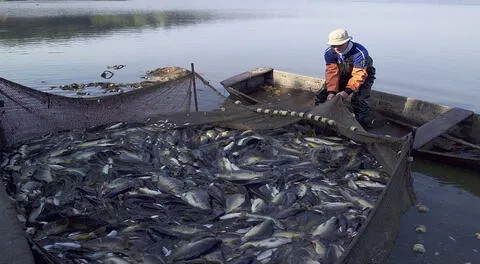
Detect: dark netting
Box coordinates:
(138, 80, 416, 264)
(0, 67, 415, 264)
(0, 67, 227, 148)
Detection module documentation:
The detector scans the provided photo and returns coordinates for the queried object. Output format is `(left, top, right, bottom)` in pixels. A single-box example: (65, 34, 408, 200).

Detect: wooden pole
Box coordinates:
(191, 63, 199, 112)
(186, 77, 192, 113)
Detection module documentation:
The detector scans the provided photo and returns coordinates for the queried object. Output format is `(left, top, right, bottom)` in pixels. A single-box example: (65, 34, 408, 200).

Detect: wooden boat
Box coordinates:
(222, 68, 416, 264)
(220, 68, 480, 172)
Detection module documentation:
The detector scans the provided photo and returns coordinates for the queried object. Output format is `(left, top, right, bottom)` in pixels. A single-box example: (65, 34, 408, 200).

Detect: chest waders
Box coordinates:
(338, 56, 376, 128)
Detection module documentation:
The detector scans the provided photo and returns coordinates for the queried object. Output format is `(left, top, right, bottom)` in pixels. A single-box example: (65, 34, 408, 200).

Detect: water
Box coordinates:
(2, 0, 480, 110)
(1, 0, 479, 262)
(388, 160, 480, 264)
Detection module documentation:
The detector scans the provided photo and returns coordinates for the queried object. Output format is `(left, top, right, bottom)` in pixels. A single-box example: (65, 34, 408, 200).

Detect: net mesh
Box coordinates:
(0, 67, 227, 148)
(0, 67, 415, 264)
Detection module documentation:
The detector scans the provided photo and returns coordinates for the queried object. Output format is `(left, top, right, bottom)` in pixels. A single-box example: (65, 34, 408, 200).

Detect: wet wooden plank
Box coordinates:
(220, 68, 273, 88)
(224, 86, 262, 104)
(413, 107, 473, 149)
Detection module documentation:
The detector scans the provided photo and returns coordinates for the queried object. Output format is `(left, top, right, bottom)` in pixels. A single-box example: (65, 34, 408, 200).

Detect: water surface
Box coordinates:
(1, 0, 480, 111)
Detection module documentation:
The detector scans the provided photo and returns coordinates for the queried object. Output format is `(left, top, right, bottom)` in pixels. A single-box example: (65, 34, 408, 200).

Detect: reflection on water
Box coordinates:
(0, 11, 242, 45)
(412, 158, 480, 197)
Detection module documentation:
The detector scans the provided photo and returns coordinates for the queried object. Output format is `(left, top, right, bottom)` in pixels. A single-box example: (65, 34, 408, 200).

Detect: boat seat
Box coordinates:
(413, 107, 473, 150)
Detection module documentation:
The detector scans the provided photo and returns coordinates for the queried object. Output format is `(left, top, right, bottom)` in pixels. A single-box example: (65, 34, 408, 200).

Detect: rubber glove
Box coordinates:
(336, 91, 349, 99)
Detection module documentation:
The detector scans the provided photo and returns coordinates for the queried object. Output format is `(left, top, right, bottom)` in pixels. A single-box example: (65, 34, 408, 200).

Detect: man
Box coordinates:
(319, 28, 377, 128)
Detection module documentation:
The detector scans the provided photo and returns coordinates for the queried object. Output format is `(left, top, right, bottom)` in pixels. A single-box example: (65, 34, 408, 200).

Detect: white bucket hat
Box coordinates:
(327, 29, 352, 46)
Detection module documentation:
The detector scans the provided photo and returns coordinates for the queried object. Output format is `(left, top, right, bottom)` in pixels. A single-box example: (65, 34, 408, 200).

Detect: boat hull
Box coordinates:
(221, 68, 480, 171)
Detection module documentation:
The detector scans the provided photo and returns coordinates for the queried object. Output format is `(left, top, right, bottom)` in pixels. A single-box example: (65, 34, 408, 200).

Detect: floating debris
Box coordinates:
(415, 225, 427, 233)
(107, 64, 126, 70)
(412, 243, 426, 253)
(47, 66, 191, 95)
(416, 203, 429, 213)
(100, 70, 114, 79)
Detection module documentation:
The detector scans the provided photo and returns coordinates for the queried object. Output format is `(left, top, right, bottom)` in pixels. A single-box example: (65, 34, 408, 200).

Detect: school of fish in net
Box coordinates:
(1, 120, 390, 264)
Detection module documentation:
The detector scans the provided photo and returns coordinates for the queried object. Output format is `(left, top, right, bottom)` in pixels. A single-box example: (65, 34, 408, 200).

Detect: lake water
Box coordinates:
(1, 0, 479, 263)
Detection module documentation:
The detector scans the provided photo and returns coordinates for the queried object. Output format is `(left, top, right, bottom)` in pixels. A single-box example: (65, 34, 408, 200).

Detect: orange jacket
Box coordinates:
(324, 42, 372, 93)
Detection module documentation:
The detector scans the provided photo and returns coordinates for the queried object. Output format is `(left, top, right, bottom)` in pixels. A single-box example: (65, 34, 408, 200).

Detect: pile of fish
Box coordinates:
(1, 120, 389, 264)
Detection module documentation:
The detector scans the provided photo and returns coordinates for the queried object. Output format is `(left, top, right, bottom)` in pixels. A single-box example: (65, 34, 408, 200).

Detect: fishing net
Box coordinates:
(0, 67, 227, 148)
(0, 67, 415, 264)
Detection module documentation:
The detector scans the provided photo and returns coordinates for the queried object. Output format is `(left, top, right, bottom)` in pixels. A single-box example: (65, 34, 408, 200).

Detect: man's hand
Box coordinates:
(336, 91, 349, 99)
(327, 93, 335, 101)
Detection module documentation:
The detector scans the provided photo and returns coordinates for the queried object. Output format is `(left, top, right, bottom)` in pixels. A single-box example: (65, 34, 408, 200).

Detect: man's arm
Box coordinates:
(324, 49, 339, 93)
(345, 50, 369, 93)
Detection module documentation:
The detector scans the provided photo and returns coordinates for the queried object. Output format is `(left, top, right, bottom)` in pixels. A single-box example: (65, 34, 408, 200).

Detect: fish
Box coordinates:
(181, 189, 211, 210)
(237, 135, 266, 146)
(242, 220, 274, 242)
(358, 169, 385, 179)
(215, 171, 265, 181)
(220, 157, 241, 171)
(339, 189, 374, 209)
(226, 193, 246, 213)
(312, 239, 327, 260)
(257, 248, 276, 261)
(245, 213, 285, 230)
(311, 217, 338, 239)
(313, 202, 355, 211)
(272, 231, 303, 238)
(251, 198, 266, 213)
(155, 174, 185, 194)
(354, 180, 386, 189)
(1, 120, 389, 264)
(304, 137, 340, 146)
(240, 236, 292, 249)
(105, 122, 125, 130)
(223, 141, 235, 152)
(77, 139, 115, 148)
(327, 244, 344, 263)
(170, 237, 221, 261)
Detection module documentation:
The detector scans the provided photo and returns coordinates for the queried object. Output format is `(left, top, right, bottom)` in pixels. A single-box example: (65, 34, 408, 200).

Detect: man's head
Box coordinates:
(327, 29, 352, 53)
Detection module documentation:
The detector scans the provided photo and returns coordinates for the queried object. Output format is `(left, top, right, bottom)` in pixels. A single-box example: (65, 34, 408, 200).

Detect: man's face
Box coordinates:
(331, 42, 349, 53)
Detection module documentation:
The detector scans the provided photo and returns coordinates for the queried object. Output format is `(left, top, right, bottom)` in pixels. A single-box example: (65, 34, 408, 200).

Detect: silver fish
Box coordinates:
(354, 180, 386, 189)
(170, 237, 221, 261)
(314, 202, 355, 211)
(312, 239, 327, 260)
(242, 220, 274, 242)
(237, 135, 265, 146)
(339, 189, 374, 209)
(155, 174, 184, 194)
(181, 189, 211, 210)
(226, 193, 246, 213)
(216, 171, 265, 181)
(77, 139, 115, 148)
(304, 137, 339, 146)
(251, 198, 266, 213)
(311, 217, 338, 239)
(241, 236, 292, 249)
(327, 244, 344, 263)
